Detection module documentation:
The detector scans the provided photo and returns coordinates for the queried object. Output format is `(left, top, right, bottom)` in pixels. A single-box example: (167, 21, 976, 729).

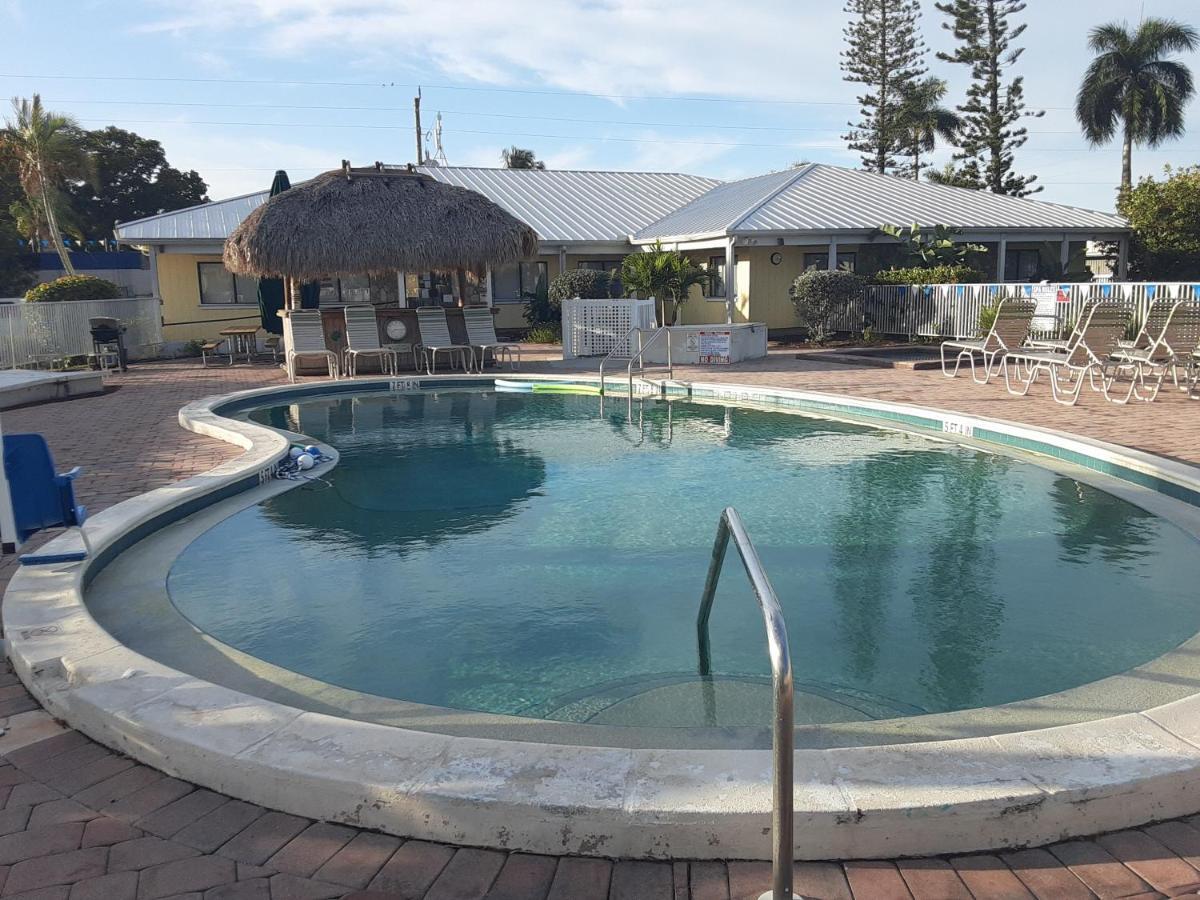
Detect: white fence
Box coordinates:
(562, 297, 657, 359)
(847, 282, 1200, 340)
(0, 297, 164, 369)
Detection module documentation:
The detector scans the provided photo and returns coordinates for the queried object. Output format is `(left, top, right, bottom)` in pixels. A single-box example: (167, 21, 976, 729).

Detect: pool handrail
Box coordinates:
(697, 507, 795, 900)
(598, 324, 672, 396)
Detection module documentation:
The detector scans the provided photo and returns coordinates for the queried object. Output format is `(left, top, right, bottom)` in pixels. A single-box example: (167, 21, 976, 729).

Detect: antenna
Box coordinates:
(413, 86, 423, 165)
(431, 112, 449, 166)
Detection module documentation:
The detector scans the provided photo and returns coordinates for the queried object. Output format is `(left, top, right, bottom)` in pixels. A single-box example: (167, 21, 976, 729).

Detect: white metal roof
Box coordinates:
(114, 190, 268, 242)
(115, 166, 720, 245)
(635, 164, 1128, 240)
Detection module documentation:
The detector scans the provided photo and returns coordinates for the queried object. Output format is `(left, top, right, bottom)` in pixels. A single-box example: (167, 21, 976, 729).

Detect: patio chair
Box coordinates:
(415, 307, 474, 374)
(199, 339, 233, 368)
(463, 306, 521, 371)
(342, 305, 398, 377)
(285, 309, 339, 383)
(940, 298, 1036, 383)
(3, 433, 89, 565)
(1106, 302, 1200, 403)
(1002, 302, 1132, 406)
(1118, 299, 1176, 352)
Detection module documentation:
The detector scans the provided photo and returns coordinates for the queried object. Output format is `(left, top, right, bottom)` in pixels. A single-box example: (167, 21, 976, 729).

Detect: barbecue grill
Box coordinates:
(89, 317, 128, 372)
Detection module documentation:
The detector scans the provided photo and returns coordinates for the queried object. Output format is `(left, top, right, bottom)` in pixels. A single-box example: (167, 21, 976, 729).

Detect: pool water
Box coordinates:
(164, 389, 1200, 728)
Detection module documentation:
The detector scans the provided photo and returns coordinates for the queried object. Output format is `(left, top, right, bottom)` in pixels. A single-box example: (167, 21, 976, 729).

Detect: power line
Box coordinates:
(46, 97, 1086, 135)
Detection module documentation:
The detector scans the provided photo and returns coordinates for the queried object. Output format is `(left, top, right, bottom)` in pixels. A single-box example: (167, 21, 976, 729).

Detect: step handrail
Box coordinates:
(697, 507, 795, 900)
(597, 323, 643, 391)
(598, 325, 672, 396)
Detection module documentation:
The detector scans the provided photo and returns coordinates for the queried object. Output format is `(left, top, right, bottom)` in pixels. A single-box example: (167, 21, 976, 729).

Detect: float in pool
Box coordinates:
(8, 375, 1200, 860)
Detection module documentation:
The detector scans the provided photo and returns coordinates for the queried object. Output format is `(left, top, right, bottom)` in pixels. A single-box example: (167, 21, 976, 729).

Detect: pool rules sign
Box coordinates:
(691, 330, 732, 365)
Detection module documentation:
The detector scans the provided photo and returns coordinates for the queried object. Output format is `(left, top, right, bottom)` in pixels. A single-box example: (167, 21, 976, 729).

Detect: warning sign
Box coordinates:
(699, 331, 732, 365)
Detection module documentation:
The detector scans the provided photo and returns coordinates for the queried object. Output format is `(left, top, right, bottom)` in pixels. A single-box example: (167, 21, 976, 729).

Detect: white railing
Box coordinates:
(562, 297, 656, 359)
(842, 282, 1200, 340)
(0, 297, 163, 369)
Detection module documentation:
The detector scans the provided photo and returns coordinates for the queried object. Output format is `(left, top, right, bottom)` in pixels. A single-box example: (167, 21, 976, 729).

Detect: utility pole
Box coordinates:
(413, 87, 423, 165)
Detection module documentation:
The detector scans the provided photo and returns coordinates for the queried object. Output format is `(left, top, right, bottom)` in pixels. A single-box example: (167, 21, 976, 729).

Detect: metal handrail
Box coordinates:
(697, 507, 795, 900)
(597, 323, 643, 391)
(598, 325, 673, 396)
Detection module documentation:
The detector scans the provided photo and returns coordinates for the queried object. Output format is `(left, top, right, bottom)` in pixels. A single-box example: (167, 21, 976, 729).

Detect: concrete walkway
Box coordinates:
(0, 354, 1197, 899)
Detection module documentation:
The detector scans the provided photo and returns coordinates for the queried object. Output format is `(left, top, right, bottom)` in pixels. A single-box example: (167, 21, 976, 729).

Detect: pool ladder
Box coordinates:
(599, 325, 681, 397)
(697, 507, 798, 900)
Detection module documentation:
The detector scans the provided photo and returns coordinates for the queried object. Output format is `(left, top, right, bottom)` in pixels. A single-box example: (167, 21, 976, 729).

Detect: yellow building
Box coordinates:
(115, 164, 1128, 348)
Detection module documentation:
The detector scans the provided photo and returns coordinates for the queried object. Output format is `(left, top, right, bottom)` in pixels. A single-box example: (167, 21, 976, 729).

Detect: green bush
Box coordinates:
(871, 264, 984, 285)
(978, 304, 999, 334)
(26, 274, 122, 302)
(788, 269, 865, 344)
(548, 269, 613, 302)
(525, 324, 562, 344)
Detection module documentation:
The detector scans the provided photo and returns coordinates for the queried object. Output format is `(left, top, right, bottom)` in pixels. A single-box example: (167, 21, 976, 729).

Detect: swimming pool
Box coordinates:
(155, 388, 1200, 732)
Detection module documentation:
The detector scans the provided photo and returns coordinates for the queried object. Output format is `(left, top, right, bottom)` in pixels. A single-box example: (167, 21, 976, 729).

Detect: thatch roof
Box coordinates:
(223, 162, 540, 279)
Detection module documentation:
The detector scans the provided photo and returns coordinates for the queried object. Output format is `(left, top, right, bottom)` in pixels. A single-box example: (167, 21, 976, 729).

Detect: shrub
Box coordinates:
(1119, 165, 1200, 281)
(525, 324, 561, 344)
(788, 269, 865, 344)
(548, 269, 613, 303)
(26, 274, 121, 302)
(871, 264, 984, 285)
(978, 304, 999, 335)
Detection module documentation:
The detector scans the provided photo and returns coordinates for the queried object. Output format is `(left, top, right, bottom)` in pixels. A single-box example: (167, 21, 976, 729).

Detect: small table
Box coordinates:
(219, 326, 262, 364)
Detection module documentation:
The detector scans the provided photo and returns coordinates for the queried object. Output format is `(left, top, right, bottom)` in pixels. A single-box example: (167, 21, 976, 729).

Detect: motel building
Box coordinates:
(114, 163, 1130, 349)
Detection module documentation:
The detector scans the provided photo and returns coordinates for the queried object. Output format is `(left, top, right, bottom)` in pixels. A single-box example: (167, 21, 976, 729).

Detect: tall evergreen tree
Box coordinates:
(934, 0, 1043, 196)
(841, 0, 928, 176)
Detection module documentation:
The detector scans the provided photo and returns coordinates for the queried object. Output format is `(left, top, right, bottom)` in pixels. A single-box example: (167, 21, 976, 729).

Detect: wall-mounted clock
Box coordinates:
(770, 252, 783, 266)
(385, 319, 408, 341)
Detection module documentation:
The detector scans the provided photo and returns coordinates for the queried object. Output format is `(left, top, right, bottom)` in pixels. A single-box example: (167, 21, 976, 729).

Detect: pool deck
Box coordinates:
(0, 351, 1199, 898)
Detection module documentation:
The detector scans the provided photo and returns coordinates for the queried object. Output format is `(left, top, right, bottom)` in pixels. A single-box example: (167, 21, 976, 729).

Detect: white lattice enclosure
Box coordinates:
(561, 298, 656, 359)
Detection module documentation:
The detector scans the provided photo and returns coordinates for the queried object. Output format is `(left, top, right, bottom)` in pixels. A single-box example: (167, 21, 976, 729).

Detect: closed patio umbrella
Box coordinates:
(256, 170, 319, 334)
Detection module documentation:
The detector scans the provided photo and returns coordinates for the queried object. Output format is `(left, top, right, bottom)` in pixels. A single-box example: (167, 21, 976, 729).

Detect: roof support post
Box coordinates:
(558, 245, 568, 277)
(828, 238, 838, 271)
(724, 237, 736, 325)
(1117, 237, 1129, 281)
(1060, 238, 1070, 278)
(996, 237, 1008, 283)
(484, 268, 494, 308)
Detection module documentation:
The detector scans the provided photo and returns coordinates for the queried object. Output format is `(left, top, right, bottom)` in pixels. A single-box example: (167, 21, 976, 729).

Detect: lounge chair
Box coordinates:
(1002, 302, 1132, 406)
(1106, 302, 1200, 403)
(342, 305, 398, 377)
(415, 307, 474, 374)
(285, 309, 339, 383)
(940, 298, 1037, 383)
(463, 306, 521, 371)
(1118, 299, 1175, 352)
(3, 433, 89, 565)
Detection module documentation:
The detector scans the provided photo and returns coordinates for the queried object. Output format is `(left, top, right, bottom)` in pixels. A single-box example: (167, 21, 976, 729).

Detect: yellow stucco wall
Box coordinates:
(676, 254, 750, 325)
(157, 253, 264, 345)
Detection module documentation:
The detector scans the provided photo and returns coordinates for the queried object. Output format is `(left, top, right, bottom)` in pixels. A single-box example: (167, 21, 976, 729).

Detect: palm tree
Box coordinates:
(1, 95, 89, 274)
(619, 242, 708, 326)
(1076, 18, 1198, 194)
(501, 146, 546, 170)
(896, 78, 961, 180)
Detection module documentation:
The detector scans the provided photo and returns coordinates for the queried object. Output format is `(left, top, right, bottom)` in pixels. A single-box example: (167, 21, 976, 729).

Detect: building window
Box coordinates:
(198, 262, 257, 305)
(492, 261, 549, 302)
(803, 252, 856, 272)
(339, 274, 372, 305)
(706, 256, 726, 299)
(1005, 249, 1042, 282)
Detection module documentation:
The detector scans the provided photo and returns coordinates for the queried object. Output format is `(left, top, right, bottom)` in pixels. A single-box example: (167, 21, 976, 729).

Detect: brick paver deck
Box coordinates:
(0, 352, 1197, 899)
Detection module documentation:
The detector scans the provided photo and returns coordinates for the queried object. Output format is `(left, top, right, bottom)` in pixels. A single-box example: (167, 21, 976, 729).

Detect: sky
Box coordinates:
(2, 0, 1198, 215)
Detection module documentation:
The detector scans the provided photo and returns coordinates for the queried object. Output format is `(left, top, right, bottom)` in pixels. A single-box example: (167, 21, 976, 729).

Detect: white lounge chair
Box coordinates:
(286, 310, 339, 383)
(463, 306, 521, 371)
(342, 305, 398, 377)
(1002, 302, 1131, 406)
(1106, 301, 1200, 403)
(940, 298, 1037, 383)
(415, 307, 474, 374)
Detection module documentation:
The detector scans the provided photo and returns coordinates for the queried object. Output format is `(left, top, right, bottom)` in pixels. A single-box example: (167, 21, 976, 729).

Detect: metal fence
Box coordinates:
(842, 282, 1200, 340)
(0, 297, 163, 369)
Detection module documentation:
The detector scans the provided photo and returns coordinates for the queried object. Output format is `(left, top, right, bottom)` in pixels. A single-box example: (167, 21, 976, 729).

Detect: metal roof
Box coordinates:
(635, 164, 1127, 240)
(116, 166, 720, 245)
(416, 166, 720, 243)
(115, 190, 268, 242)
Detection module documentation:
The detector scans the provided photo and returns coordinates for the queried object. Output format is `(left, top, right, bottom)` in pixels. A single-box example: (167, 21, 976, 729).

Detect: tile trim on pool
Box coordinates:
(6, 373, 1200, 863)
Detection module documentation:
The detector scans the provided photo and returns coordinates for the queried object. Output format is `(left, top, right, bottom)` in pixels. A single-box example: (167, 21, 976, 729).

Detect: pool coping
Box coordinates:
(7, 373, 1200, 861)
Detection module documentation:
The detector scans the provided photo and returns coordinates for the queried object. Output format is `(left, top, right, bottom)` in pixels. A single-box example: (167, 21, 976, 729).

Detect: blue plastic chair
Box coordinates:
(3, 434, 89, 565)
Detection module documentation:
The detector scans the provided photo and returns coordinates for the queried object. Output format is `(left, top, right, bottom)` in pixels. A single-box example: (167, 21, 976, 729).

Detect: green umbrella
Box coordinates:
(256, 170, 319, 334)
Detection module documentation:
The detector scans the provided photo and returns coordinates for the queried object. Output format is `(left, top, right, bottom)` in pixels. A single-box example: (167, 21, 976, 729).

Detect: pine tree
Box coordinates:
(934, 0, 1044, 196)
(841, 0, 928, 176)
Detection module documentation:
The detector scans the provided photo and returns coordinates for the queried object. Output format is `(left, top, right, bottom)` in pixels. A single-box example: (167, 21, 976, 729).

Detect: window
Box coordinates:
(1005, 249, 1042, 282)
(577, 260, 622, 295)
(198, 262, 257, 305)
(706, 256, 726, 299)
(803, 252, 857, 272)
(339, 274, 371, 305)
(491, 261, 548, 302)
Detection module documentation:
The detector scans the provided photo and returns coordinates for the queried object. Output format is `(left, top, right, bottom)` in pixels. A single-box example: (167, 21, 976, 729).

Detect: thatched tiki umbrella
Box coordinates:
(224, 161, 539, 311)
